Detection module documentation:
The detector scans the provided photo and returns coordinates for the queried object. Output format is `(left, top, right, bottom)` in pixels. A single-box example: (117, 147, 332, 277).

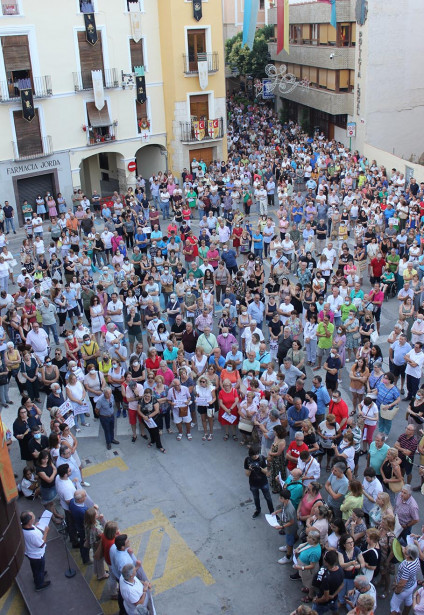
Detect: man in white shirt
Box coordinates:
(107, 293, 125, 333)
(167, 379, 192, 440)
(26, 322, 49, 361)
(410, 315, 424, 345)
(101, 229, 114, 264)
(322, 242, 337, 268)
(255, 185, 268, 215)
(404, 342, 424, 401)
(327, 288, 343, 326)
(279, 296, 295, 325)
(55, 463, 81, 548)
(297, 450, 321, 486)
(362, 467, 383, 515)
(241, 320, 264, 353)
(119, 564, 152, 615)
(21, 510, 50, 591)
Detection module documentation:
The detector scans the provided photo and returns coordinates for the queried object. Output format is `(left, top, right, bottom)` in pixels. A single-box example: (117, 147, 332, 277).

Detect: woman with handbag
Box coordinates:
(349, 359, 370, 416)
(239, 391, 259, 447)
(292, 531, 322, 603)
(406, 391, 424, 437)
(66, 373, 90, 432)
(369, 492, 394, 528)
(380, 448, 404, 493)
(378, 513, 396, 599)
(361, 528, 381, 583)
(84, 507, 109, 580)
(20, 350, 41, 402)
(376, 372, 400, 437)
(218, 378, 240, 442)
(337, 533, 365, 607)
(137, 389, 165, 453)
(195, 375, 216, 442)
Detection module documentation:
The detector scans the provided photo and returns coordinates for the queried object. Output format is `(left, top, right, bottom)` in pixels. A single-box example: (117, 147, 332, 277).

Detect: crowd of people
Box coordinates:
(6, 97, 424, 615)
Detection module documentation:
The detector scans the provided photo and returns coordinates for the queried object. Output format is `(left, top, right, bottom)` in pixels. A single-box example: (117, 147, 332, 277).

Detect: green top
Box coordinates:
(317, 321, 334, 349)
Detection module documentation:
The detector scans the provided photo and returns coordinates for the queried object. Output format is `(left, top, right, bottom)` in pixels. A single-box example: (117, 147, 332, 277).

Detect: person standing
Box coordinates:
(244, 444, 274, 519)
(21, 510, 50, 592)
(404, 342, 424, 401)
(95, 387, 120, 450)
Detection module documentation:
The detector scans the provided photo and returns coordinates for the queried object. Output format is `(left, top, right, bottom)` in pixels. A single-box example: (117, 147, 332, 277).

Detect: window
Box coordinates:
(339, 69, 349, 91)
(187, 29, 206, 72)
(77, 30, 104, 89)
(1, 35, 32, 98)
(127, 0, 141, 10)
(1, 1, 19, 15)
(190, 94, 208, 120)
(129, 39, 144, 72)
(290, 25, 301, 44)
(309, 67, 318, 87)
(136, 101, 149, 133)
(259, 0, 265, 9)
(86, 101, 114, 143)
(13, 109, 43, 158)
(311, 24, 318, 45)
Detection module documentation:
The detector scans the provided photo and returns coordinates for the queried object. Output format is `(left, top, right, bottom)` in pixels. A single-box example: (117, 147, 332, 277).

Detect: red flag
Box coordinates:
(276, 0, 289, 55)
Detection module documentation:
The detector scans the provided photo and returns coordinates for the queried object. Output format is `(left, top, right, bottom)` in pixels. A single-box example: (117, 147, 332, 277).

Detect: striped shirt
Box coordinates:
(396, 558, 420, 589)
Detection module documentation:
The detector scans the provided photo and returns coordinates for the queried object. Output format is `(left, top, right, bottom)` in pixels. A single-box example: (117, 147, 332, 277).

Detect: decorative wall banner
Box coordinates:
(21, 88, 35, 122)
(198, 59, 208, 90)
(193, 0, 202, 21)
(277, 0, 289, 55)
(84, 12, 98, 45)
(317, 0, 337, 29)
(208, 119, 219, 139)
(135, 66, 147, 104)
(130, 11, 142, 43)
(193, 120, 205, 141)
(92, 70, 105, 110)
(242, 0, 260, 51)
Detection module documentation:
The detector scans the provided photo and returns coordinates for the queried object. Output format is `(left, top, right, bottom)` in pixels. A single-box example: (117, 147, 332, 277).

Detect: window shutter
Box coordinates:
(130, 39, 144, 71)
(302, 25, 309, 39)
(328, 24, 336, 43)
(2, 36, 31, 72)
(293, 65, 301, 79)
(77, 30, 104, 73)
(319, 69, 327, 87)
(339, 69, 349, 89)
(309, 67, 318, 84)
(319, 24, 328, 44)
(351, 23, 356, 43)
(302, 66, 310, 81)
(13, 109, 42, 157)
(327, 70, 336, 90)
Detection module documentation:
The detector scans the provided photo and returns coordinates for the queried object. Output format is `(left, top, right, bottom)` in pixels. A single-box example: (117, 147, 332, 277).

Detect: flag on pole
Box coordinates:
(318, 0, 337, 29)
(242, 0, 260, 51)
(277, 0, 289, 55)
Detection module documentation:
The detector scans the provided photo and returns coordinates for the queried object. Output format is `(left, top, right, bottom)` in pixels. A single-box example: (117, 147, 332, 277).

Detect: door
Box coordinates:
(187, 29, 206, 71)
(190, 147, 213, 167)
(190, 94, 208, 120)
(16, 172, 54, 224)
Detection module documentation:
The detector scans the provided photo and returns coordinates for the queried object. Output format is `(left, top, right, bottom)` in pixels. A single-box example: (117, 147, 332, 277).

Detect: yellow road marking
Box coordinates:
(0, 585, 26, 615)
(142, 528, 164, 580)
(83, 456, 128, 478)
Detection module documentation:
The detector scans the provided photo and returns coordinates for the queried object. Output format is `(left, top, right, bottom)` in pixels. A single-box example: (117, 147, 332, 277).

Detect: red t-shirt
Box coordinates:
(329, 400, 348, 428)
(370, 258, 386, 277)
(286, 441, 309, 471)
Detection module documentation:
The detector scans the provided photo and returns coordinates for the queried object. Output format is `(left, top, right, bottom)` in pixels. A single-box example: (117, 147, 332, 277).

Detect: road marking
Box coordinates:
(125, 508, 215, 595)
(83, 456, 128, 478)
(0, 585, 26, 615)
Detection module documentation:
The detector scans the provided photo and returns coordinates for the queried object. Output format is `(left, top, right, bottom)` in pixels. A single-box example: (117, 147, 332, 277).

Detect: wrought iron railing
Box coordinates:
(73, 68, 119, 91)
(0, 76, 52, 101)
(180, 117, 224, 142)
(182, 52, 219, 75)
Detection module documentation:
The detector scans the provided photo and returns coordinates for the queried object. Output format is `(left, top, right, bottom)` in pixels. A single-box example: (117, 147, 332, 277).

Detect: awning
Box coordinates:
(86, 101, 111, 127)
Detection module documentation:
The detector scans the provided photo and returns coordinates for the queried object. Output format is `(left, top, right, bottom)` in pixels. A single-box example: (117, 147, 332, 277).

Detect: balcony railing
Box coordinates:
(180, 117, 224, 142)
(1, 1, 19, 15)
(86, 128, 117, 146)
(0, 76, 52, 102)
(183, 52, 219, 75)
(73, 68, 119, 92)
(12, 135, 53, 161)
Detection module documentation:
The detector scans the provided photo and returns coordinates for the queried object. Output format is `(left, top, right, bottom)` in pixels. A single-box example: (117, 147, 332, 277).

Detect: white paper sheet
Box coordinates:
(37, 510, 52, 531)
(265, 514, 280, 528)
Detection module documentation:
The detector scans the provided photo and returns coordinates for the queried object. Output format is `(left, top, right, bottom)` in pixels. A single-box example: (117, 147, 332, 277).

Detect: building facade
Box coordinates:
(0, 0, 227, 224)
(268, 0, 424, 181)
(158, 0, 227, 175)
(222, 0, 268, 41)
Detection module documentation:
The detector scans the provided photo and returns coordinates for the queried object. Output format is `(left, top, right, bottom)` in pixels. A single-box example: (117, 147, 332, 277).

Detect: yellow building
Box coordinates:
(158, 0, 227, 175)
(0, 0, 227, 225)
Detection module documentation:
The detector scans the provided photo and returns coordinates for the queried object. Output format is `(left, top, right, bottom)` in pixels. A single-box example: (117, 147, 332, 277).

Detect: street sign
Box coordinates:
(262, 78, 275, 100)
(346, 122, 356, 138)
(128, 161, 137, 172)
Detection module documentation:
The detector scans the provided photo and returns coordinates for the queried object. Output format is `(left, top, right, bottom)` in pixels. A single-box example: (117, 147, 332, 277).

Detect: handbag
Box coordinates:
(370, 330, 379, 344)
(389, 478, 404, 493)
(380, 404, 399, 421)
(178, 405, 189, 418)
(239, 418, 254, 433)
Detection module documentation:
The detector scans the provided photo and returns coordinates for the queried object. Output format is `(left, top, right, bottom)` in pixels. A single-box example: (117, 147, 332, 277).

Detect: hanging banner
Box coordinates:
(193, 120, 205, 141)
(84, 12, 98, 46)
(91, 70, 105, 111)
(277, 0, 290, 55)
(193, 0, 202, 21)
(21, 88, 35, 122)
(198, 59, 208, 90)
(130, 11, 142, 43)
(242, 0, 260, 51)
(208, 119, 219, 139)
(135, 66, 146, 104)
(318, 0, 337, 29)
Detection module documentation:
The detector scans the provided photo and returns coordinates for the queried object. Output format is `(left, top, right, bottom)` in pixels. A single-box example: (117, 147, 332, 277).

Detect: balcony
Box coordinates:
(268, 41, 355, 70)
(12, 135, 53, 161)
(183, 52, 219, 75)
(0, 76, 52, 101)
(1, 1, 19, 15)
(73, 68, 119, 92)
(180, 117, 224, 143)
(86, 127, 117, 147)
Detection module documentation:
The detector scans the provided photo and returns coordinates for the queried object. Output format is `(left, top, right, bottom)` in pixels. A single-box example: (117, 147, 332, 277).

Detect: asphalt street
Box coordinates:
(1, 206, 421, 615)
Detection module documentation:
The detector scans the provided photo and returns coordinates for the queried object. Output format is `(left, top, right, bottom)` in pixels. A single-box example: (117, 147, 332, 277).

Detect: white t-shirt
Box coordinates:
(55, 476, 76, 511)
(120, 575, 145, 615)
(23, 525, 46, 558)
(405, 349, 424, 379)
(107, 300, 124, 323)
